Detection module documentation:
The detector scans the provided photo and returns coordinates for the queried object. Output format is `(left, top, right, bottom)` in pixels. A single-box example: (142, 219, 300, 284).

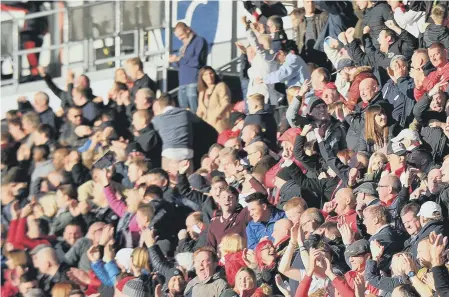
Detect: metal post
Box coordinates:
(230, 0, 238, 73)
(12, 18, 19, 88)
(163, 0, 172, 92)
(114, 1, 121, 67)
(63, 3, 70, 74)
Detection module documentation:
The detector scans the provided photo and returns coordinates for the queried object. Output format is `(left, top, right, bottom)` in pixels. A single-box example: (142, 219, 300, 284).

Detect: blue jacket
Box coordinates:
(91, 260, 120, 287)
(263, 53, 310, 88)
(246, 207, 286, 249)
(172, 34, 208, 86)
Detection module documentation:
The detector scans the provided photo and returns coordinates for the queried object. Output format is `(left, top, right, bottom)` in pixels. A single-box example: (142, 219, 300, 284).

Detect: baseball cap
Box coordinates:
(417, 201, 442, 218)
(386, 141, 407, 156)
(126, 142, 144, 155)
(354, 182, 378, 196)
(406, 149, 433, 173)
(308, 96, 326, 114)
(344, 239, 370, 258)
(336, 58, 355, 72)
(166, 268, 183, 281)
(391, 129, 421, 144)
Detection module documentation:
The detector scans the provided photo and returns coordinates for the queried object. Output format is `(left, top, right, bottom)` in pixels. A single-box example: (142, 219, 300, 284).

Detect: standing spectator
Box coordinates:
(72, 86, 100, 126)
(124, 57, 157, 101)
(242, 1, 287, 24)
(266, 15, 288, 52)
(244, 94, 278, 152)
(422, 4, 449, 50)
(32, 92, 58, 132)
(196, 66, 232, 133)
(289, 4, 329, 67)
(355, 0, 393, 48)
(388, 0, 425, 38)
(152, 94, 196, 178)
(169, 22, 208, 113)
(131, 110, 162, 169)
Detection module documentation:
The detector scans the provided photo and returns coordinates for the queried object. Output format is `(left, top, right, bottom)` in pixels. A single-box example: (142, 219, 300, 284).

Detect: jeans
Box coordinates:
(178, 83, 198, 113)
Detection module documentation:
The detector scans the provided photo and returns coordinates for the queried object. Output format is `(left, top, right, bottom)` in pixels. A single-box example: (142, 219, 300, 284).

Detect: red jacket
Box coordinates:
(414, 62, 449, 101)
(7, 218, 56, 250)
(324, 210, 358, 233)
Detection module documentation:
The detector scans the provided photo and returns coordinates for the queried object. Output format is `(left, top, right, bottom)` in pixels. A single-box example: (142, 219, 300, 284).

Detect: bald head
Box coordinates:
(359, 78, 379, 103)
(334, 188, 356, 215)
(272, 218, 293, 245)
(241, 124, 261, 145)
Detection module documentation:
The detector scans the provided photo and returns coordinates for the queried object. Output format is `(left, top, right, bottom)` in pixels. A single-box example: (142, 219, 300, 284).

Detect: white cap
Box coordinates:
(391, 129, 421, 144)
(417, 201, 442, 218)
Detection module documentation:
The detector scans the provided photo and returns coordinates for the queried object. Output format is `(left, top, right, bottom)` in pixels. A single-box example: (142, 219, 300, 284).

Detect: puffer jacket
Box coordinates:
(423, 23, 449, 49)
(345, 92, 392, 150)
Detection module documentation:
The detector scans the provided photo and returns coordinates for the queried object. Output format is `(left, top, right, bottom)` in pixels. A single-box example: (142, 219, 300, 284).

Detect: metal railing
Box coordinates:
(168, 55, 242, 97)
(1, 1, 170, 88)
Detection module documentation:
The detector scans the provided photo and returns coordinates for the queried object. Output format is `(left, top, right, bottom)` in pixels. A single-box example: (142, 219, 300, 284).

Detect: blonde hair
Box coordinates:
(283, 197, 308, 212)
(6, 250, 28, 268)
(51, 282, 74, 297)
(131, 247, 150, 271)
(391, 252, 416, 276)
(257, 34, 272, 50)
(431, 4, 448, 24)
(219, 233, 245, 256)
(287, 86, 301, 105)
(39, 193, 59, 218)
(367, 152, 388, 174)
(247, 93, 265, 106)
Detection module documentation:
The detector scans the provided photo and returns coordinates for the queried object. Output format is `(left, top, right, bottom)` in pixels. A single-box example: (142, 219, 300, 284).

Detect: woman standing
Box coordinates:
(196, 66, 232, 133)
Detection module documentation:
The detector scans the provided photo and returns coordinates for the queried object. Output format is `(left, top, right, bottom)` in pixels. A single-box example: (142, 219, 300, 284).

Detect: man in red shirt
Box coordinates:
(323, 188, 358, 232)
(344, 239, 379, 295)
(415, 43, 449, 100)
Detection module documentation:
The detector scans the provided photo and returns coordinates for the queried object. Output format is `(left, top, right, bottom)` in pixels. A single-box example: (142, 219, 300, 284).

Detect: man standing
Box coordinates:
(125, 57, 157, 101)
(152, 94, 196, 180)
(169, 22, 208, 113)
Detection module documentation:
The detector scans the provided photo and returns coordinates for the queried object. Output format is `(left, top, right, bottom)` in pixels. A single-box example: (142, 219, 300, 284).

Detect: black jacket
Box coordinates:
(287, 159, 339, 208)
(369, 225, 407, 272)
(413, 93, 449, 162)
(293, 134, 321, 179)
(346, 30, 417, 85)
(365, 258, 408, 296)
(361, 2, 393, 46)
(134, 125, 162, 168)
(39, 108, 59, 132)
(63, 163, 91, 188)
(148, 244, 175, 279)
(423, 24, 449, 50)
(80, 101, 101, 126)
(432, 265, 449, 297)
(176, 230, 207, 253)
(278, 180, 303, 209)
(346, 92, 393, 150)
(382, 76, 416, 128)
(438, 186, 449, 219)
(357, 123, 400, 156)
(176, 173, 218, 224)
(410, 220, 449, 257)
(130, 74, 157, 102)
(244, 109, 278, 151)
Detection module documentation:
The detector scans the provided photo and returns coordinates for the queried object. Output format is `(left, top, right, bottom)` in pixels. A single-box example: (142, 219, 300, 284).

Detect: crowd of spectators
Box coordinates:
(2, 1, 449, 297)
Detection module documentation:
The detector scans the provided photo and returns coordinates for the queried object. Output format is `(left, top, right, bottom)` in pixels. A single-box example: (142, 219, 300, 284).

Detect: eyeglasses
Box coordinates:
(377, 185, 388, 188)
